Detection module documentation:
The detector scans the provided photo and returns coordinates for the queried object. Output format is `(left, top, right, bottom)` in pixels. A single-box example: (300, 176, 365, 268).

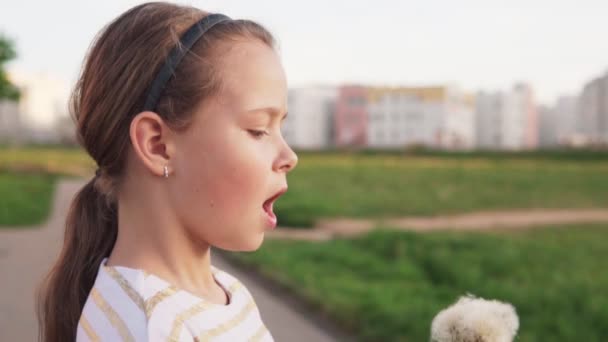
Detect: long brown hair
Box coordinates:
(36, 3, 275, 341)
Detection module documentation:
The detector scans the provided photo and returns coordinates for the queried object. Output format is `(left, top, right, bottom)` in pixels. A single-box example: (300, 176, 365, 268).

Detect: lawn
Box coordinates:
(226, 224, 608, 341)
(276, 151, 608, 226)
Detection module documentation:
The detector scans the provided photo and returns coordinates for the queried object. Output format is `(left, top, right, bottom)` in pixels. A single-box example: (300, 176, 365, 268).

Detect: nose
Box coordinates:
(275, 138, 298, 173)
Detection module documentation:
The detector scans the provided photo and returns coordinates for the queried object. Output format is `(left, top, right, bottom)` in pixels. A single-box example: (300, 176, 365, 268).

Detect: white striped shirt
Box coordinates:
(76, 258, 274, 341)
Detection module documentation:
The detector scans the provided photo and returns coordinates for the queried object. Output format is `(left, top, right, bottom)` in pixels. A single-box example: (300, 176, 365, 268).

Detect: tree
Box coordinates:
(0, 35, 20, 101)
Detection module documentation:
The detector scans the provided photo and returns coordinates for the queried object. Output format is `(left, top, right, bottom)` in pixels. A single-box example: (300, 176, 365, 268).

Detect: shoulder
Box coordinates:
(76, 262, 199, 341)
(77, 262, 149, 341)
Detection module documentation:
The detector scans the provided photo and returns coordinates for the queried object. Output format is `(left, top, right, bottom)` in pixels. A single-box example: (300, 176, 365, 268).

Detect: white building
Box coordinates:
(579, 72, 608, 143)
(283, 86, 336, 149)
(501, 86, 527, 149)
(367, 86, 475, 149)
(538, 105, 556, 148)
(475, 83, 538, 150)
(475, 91, 503, 148)
(553, 96, 582, 145)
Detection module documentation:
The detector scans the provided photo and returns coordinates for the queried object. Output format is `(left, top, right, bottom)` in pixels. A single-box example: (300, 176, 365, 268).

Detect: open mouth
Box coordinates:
(263, 188, 287, 228)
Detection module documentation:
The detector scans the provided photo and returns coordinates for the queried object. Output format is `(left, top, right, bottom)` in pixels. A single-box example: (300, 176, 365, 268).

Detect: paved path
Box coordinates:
(0, 179, 349, 341)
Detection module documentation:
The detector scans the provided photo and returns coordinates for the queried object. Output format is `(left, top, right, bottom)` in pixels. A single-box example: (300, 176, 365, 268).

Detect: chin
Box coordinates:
(214, 231, 265, 252)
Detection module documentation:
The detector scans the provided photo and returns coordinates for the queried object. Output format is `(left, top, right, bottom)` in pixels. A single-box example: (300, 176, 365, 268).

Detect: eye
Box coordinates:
(248, 129, 269, 139)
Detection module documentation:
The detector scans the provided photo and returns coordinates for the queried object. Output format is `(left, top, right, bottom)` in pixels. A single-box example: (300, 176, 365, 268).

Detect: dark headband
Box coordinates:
(142, 13, 232, 112)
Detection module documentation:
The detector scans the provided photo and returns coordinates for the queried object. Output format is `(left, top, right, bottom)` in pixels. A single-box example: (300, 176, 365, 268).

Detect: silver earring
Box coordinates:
(163, 165, 169, 178)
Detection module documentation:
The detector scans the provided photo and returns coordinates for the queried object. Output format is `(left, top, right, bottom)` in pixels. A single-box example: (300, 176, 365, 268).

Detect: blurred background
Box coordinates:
(1, 1, 607, 341)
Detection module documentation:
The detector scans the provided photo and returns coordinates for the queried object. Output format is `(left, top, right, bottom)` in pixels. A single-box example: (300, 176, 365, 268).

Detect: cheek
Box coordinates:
(206, 131, 265, 193)
(173, 129, 270, 230)
(206, 158, 257, 210)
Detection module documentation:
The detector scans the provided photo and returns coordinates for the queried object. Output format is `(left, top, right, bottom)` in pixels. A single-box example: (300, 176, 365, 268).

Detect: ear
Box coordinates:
(129, 111, 175, 177)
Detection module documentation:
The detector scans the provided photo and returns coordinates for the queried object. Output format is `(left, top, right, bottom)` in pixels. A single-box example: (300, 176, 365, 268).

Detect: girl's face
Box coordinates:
(170, 39, 297, 251)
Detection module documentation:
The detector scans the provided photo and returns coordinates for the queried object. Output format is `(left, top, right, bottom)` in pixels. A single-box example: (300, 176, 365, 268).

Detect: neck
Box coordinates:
(107, 175, 217, 295)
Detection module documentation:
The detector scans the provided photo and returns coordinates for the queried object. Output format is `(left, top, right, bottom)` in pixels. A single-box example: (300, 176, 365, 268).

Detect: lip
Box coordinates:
(267, 187, 288, 203)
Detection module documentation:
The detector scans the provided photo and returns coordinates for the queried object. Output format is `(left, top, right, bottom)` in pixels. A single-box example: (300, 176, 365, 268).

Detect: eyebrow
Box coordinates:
(247, 107, 288, 121)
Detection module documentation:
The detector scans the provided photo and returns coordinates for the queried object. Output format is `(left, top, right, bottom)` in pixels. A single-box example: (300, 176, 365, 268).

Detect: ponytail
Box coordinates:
(37, 177, 117, 342)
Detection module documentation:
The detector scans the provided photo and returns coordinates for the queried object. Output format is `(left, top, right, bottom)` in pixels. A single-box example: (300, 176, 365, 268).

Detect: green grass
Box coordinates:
(277, 153, 608, 226)
(227, 224, 608, 341)
(0, 172, 57, 226)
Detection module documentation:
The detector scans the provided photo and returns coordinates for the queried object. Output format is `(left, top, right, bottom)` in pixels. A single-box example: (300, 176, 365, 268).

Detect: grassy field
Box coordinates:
(227, 224, 608, 341)
(276, 151, 608, 226)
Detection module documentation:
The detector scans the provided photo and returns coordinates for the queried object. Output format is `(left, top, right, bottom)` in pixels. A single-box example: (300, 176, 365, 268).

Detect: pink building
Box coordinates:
(334, 86, 368, 147)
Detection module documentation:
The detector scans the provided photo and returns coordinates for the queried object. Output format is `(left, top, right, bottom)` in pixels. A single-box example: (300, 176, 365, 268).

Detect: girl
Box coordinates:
(37, 2, 297, 341)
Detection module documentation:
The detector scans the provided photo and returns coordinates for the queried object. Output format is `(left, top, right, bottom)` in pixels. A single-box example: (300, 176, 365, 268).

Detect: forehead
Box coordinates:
(215, 40, 287, 110)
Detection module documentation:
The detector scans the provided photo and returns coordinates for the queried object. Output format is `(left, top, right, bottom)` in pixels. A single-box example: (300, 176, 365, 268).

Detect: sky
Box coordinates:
(1, 0, 607, 105)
